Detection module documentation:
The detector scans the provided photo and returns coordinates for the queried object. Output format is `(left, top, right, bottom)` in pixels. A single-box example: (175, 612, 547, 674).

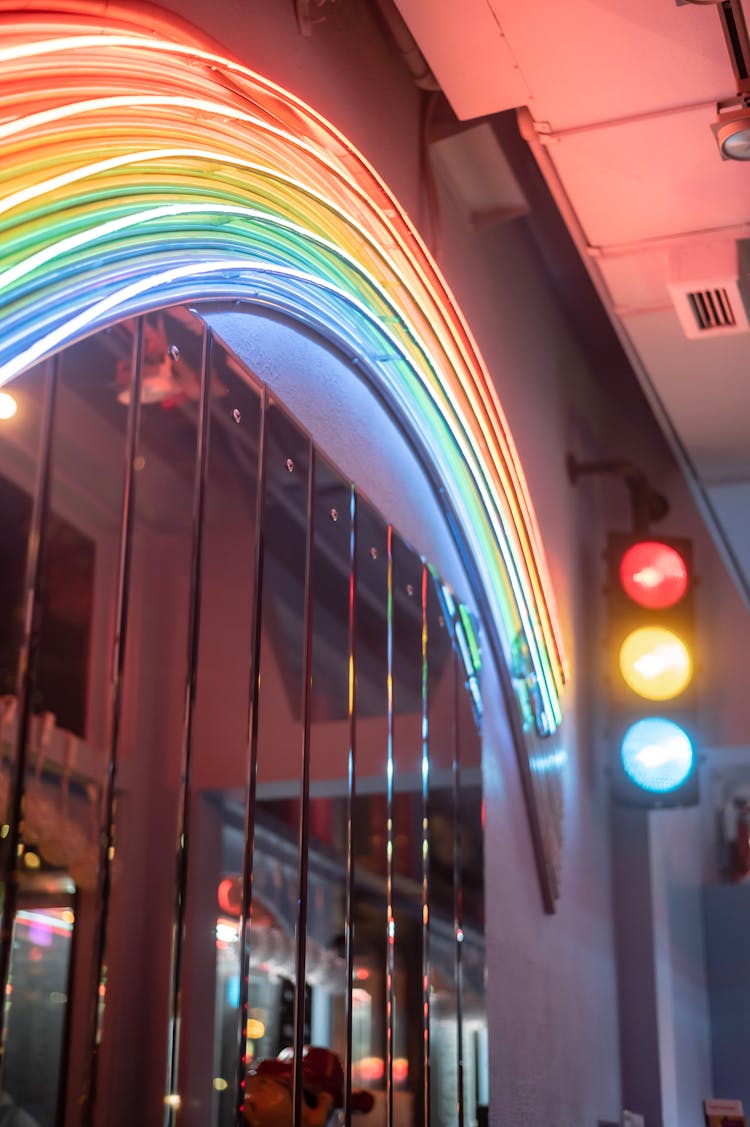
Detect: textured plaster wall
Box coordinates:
(650, 810, 713, 1127)
(435, 205, 624, 1125)
(703, 882, 750, 1112)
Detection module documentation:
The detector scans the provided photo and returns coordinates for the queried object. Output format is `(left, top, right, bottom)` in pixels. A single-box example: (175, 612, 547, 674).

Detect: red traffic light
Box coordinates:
(618, 540, 689, 610)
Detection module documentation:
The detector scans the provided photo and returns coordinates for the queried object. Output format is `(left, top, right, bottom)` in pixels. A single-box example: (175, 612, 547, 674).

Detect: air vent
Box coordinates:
(667, 241, 750, 339)
(686, 287, 737, 332)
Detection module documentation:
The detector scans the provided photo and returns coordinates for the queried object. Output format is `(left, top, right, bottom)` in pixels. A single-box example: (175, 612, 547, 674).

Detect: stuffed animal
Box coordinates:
(242, 1046, 373, 1127)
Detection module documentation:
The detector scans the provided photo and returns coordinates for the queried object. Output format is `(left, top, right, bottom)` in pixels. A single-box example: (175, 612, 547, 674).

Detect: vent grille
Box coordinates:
(667, 242, 750, 339)
(686, 287, 737, 332)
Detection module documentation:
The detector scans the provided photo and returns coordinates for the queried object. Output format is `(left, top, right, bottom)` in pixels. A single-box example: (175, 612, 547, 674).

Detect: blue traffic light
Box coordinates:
(620, 717, 694, 794)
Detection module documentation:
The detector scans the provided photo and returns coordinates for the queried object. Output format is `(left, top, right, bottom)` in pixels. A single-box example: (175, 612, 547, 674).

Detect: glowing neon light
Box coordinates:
(0, 391, 17, 420)
(0, 6, 567, 730)
(620, 719, 694, 794)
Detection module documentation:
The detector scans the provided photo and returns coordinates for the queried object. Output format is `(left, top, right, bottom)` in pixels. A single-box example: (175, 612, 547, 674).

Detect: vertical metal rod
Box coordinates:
(0, 356, 59, 1086)
(343, 485, 357, 1127)
(165, 326, 213, 1124)
(234, 386, 268, 1125)
(452, 653, 465, 1127)
(82, 317, 145, 1125)
(420, 564, 430, 1127)
(385, 525, 395, 1127)
(292, 442, 316, 1127)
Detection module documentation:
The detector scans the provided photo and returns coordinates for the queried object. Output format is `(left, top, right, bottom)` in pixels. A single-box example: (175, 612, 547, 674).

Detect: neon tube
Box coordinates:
(0, 7, 568, 731)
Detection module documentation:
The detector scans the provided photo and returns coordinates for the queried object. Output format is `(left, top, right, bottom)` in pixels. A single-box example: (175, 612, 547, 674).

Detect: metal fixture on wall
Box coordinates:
(566, 455, 670, 534)
(702, 0, 750, 157)
(567, 453, 699, 808)
(712, 97, 750, 159)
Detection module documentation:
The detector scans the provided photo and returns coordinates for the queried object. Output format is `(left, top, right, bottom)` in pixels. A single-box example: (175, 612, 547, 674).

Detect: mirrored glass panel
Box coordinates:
(350, 502, 389, 1115)
(0, 361, 47, 711)
(457, 669, 487, 1127)
(94, 309, 205, 1125)
(0, 333, 133, 1126)
(245, 397, 311, 1074)
(302, 456, 353, 1065)
(0, 360, 53, 924)
(0, 305, 487, 1127)
(390, 536, 426, 1127)
(173, 334, 263, 1124)
(425, 578, 459, 1127)
(4, 895, 75, 1124)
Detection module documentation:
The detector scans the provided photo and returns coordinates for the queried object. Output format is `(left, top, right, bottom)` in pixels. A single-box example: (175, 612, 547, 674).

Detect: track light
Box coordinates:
(712, 99, 750, 160)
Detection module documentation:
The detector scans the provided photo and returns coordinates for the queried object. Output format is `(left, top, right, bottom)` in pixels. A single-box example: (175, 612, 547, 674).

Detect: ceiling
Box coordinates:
(392, 0, 750, 603)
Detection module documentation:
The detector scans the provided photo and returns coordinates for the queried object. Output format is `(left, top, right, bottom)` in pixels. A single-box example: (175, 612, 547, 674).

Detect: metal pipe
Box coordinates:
(533, 97, 717, 141)
(372, 0, 440, 91)
(588, 222, 750, 259)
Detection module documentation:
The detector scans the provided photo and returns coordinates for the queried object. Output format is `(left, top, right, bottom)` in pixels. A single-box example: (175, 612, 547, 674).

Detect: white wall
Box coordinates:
(650, 809, 713, 1127)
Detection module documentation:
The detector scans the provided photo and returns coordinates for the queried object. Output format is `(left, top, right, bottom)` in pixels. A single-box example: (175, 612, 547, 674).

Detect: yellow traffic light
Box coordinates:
(618, 625, 693, 701)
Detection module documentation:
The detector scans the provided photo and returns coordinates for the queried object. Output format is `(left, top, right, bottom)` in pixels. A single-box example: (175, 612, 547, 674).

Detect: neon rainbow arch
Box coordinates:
(0, 3, 567, 731)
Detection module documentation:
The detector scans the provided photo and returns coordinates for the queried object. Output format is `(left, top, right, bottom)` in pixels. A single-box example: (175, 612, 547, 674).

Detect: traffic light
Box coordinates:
(605, 533, 698, 806)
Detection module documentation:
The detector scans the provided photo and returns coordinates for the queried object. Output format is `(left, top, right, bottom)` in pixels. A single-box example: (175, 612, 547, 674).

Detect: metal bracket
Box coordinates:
(566, 454, 669, 534)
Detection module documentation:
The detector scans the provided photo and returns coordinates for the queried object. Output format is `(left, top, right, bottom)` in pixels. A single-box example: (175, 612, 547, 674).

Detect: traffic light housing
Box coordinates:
(605, 532, 699, 807)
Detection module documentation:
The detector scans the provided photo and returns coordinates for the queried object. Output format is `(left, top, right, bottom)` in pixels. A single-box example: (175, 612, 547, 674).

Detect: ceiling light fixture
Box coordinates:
(698, 0, 750, 158)
(712, 98, 750, 160)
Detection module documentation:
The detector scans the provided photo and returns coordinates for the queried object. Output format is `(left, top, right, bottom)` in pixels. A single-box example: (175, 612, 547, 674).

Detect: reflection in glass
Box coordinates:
(303, 457, 352, 1069)
(351, 502, 389, 1116)
(457, 658, 488, 1127)
(174, 335, 262, 1124)
(246, 398, 311, 1080)
(390, 536, 425, 1127)
(95, 308, 205, 1124)
(0, 306, 487, 1127)
(0, 335, 137, 1125)
(0, 360, 50, 1054)
(0, 362, 47, 703)
(426, 579, 460, 1127)
(5, 892, 75, 1125)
